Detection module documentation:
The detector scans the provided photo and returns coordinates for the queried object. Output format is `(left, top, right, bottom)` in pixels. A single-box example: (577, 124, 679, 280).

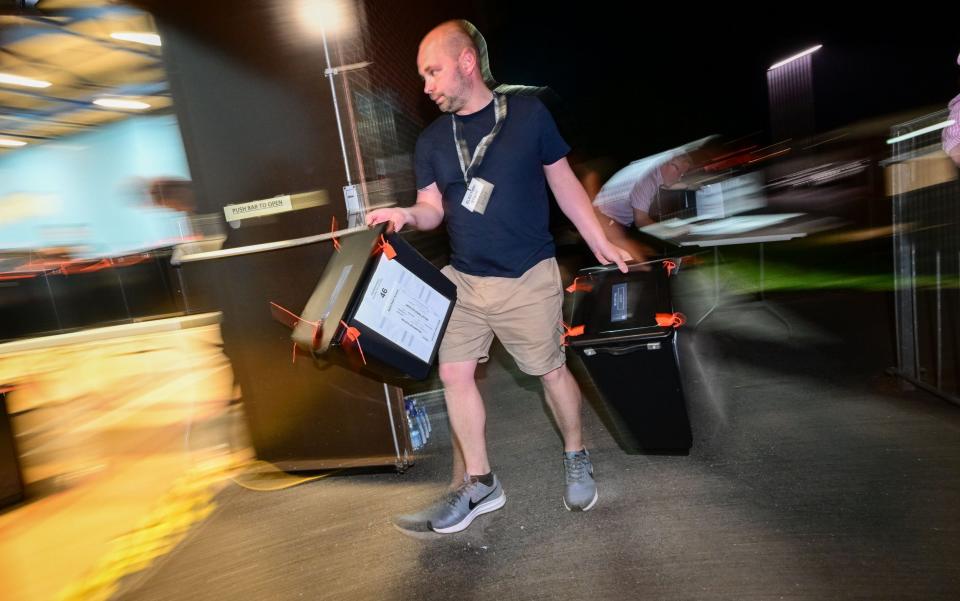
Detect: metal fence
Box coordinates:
(889, 109, 960, 405)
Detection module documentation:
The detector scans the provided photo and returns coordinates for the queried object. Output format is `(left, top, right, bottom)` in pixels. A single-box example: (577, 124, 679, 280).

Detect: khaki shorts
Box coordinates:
(439, 257, 565, 376)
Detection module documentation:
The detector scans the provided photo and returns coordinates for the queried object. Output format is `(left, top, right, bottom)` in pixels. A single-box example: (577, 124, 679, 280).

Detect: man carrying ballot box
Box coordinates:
(367, 20, 630, 534)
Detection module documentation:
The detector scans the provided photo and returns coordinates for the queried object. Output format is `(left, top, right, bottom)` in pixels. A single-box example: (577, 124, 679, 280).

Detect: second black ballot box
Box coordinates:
(565, 259, 692, 454)
(291, 224, 456, 381)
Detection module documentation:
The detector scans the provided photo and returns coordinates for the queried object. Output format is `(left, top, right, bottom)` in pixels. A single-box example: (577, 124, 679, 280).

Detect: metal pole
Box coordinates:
(321, 26, 352, 186)
(383, 383, 401, 465)
(936, 250, 943, 390)
(695, 247, 721, 327)
(911, 244, 920, 379)
(891, 159, 904, 380)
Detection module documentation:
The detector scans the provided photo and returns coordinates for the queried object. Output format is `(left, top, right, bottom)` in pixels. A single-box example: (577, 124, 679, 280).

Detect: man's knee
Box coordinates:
(539, 364, 568, 386)
(439, 361, 477, 388)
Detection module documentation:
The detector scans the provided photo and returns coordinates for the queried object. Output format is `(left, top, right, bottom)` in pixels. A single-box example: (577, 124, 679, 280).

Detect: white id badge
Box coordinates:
(461, 177, 495, 214)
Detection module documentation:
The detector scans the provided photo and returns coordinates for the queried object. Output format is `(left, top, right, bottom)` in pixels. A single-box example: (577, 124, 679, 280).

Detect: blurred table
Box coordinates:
(640, 213, 840, 330)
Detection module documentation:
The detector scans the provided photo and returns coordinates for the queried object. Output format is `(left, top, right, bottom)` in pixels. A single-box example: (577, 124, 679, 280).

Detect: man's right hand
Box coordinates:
(365, 207, 410, 233)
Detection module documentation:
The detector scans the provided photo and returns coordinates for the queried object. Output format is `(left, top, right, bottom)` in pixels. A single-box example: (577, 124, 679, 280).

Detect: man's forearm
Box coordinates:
(545, 158, 631, 270)
(557, 192, 607, 247)
(545, 159, 608, 247)
(405, 200, 444, 231)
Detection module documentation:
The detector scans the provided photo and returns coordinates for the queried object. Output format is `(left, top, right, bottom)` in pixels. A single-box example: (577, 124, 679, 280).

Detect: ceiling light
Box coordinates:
(887, 120, 956, 145)
(93, 98, 151, 110)
(0, 73, 52, 88)
(110, 32, 162, 47)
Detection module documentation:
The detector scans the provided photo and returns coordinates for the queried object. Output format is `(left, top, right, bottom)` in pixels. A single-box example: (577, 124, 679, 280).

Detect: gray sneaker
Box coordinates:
(395, 475, 506, 534)
(563, 449, 598, 511)
(393, 505, 440, 533)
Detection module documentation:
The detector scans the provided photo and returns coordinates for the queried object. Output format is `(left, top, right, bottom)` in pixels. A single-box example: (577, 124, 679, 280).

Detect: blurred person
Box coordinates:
(120, 177, 196, 250)
(595, 153, 694, 229)
(943, 51, 960, 167)
(591, 152, 701, 262)
(149, 178, 196, 214)
(366, 19, 630, 534)
(569, 156, 655, 262)
(572, 156, 618, 202)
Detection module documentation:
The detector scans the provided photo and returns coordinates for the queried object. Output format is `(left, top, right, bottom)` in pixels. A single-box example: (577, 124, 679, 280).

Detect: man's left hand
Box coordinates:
(590, 238, 632, 273)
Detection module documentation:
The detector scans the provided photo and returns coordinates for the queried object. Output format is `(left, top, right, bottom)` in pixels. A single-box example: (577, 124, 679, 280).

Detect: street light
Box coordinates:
(769, 45, 823, 71)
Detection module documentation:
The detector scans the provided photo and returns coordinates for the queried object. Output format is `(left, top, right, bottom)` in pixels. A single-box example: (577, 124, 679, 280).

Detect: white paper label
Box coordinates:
(461, 177, 494, 213)
(343, 184, 361, 214)
(353, 254, 451, 362)
(223, 195, 293, 222)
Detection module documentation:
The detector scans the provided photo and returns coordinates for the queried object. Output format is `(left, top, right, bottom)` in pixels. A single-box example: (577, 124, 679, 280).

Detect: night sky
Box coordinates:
(470, 2, 959, 162)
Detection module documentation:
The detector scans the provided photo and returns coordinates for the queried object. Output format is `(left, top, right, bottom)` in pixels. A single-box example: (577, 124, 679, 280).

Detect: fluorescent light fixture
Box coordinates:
(769, 45, 823, 70)
(886, 120, 956, 145)
(0, 72, 52, 88)
(110, 32, 162, 46)
(93, 98, 151, 110)
(0, 139, 28, 147)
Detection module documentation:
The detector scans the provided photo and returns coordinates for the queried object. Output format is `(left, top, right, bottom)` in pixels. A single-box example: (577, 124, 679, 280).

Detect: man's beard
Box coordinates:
(439, 74, 471, 113)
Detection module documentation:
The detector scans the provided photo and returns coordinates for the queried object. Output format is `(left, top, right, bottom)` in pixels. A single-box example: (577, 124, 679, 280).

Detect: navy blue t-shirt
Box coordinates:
(414, 94, 570, 277)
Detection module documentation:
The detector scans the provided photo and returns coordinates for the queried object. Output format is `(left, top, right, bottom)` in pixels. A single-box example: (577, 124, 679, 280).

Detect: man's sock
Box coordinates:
(470, 472, 494, 487)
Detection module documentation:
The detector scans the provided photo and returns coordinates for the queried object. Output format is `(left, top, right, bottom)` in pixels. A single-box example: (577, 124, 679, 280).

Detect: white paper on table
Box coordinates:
(353, 254, 451, 363)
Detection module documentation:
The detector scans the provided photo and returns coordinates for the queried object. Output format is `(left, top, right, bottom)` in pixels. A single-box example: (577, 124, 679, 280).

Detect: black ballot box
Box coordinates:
(173, 225, 437, 472)
(292, 224, 456, 381)
(566, 259, 692, 454)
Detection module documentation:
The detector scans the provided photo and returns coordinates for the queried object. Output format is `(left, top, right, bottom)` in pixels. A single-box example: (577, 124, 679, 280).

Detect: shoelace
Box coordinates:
(446, 481, 477, 507)
(564, 454, 590, 483)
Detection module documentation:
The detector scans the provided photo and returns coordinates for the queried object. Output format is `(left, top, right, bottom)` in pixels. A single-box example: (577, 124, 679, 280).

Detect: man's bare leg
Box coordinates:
(540, 363, 598, 511)
(448, 430, 466, 489)
(438, 359, 491, 476)
(540, 364, 584, 452)
(394, 359, 505, 533)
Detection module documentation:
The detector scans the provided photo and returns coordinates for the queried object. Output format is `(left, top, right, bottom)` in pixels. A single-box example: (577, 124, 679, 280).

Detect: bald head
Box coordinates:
(417, 20, 494, 114)
(421, 21, 476, 61)
(419, 20, 496, 86)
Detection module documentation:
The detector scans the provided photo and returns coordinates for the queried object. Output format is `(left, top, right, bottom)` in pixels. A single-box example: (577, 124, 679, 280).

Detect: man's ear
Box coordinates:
(458, 48, 477, 75)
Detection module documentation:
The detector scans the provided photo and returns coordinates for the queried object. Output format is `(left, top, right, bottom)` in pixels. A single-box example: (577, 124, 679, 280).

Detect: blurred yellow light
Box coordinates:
(0, 138, 28, 147)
